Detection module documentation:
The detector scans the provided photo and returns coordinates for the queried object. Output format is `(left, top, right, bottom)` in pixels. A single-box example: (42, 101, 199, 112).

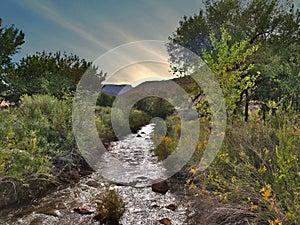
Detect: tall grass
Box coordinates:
(155, 107, 300, 224)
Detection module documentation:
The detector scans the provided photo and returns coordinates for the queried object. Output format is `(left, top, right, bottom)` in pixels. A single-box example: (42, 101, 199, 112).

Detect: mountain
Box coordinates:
(101, 84, 133, 96)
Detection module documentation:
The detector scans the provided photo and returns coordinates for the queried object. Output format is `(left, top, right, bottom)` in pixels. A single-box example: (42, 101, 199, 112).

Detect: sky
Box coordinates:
(2, 1, 298, 86)
(0, 0, 204, 85)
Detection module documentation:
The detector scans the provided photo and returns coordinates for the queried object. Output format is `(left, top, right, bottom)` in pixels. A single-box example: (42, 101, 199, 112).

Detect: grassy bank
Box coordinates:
(0, 93, 152, 208)
(154, 107, 300, 224)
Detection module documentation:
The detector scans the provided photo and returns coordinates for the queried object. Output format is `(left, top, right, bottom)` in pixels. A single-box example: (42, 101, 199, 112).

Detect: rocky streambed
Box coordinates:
(0, 124, 190, 225)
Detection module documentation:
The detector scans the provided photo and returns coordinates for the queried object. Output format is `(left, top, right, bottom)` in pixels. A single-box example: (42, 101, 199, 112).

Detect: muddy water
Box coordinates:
(0, 124, 188, 225)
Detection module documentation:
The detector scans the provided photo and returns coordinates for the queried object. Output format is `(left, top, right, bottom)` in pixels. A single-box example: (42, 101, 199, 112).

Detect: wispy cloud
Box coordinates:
(106, 62, 175, 86)
(8, 0, 200, 84)
(14, 0, 112, 51)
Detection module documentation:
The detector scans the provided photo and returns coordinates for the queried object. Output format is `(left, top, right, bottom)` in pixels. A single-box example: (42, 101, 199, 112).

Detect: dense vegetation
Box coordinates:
(0, 19, 154, 208)
(0, 0, 299, 224)
(155, 0, 300, 224)
(169, 0, 300, 120)
(155, 106, 299, 224)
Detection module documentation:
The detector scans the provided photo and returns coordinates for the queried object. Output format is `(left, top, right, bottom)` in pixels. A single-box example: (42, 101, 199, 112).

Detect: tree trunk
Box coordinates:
(244, 89, 249, 122)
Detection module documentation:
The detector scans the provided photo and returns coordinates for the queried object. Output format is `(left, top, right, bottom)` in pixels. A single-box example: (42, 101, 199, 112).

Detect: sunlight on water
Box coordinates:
(0, 124, 188, 225)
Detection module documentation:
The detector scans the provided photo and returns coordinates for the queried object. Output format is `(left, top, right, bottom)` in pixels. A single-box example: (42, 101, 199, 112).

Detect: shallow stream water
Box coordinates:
(0, 124, 188, 225)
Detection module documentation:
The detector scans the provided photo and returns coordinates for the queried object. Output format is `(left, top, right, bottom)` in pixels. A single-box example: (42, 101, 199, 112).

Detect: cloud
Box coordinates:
(14, 0, 112, 51)
(105, 62, 175, 86)
(93, 40, 170, 81)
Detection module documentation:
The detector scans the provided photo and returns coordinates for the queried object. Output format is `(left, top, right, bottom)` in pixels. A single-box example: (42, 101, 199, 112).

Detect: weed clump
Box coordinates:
(94, 187, 126, 224)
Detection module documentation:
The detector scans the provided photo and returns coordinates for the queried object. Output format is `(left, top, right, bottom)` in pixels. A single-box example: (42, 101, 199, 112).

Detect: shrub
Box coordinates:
(95, 106, 116, 141)
(156, 106, 299, 224)
(152, 115, 180, 160)
(129, 109, 151, 133)
(134, 96, 175, 119)
(96, 93, 115, 107)
(0, 94, 75, 180)
(194, 107, 300, 224)
(94, 187, 126, 224)
(95, 106, 151, 140)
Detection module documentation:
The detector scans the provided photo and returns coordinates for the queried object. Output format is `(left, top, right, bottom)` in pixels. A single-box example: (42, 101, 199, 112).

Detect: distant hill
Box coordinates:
(118, 77, 198, 98)
(101, 77, 198, 98)
(101, 84, 133, 96)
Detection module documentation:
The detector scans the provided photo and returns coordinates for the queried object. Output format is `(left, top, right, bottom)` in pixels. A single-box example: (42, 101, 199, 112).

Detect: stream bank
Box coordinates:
(0, 124, 190, 225)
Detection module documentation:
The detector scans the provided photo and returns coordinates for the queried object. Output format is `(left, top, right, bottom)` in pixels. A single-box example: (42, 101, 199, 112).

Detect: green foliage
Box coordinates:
(190, 108, 300, 224)
(156, 104, 299, 223)
(95, 187, 125, 223)
(0, 94, 75, 179)
(95, 106, 116, 141)
(253, 42, 300, 111)
(169, 0, 300, 112)
(96, 92, 116, 107)
(170, 0, 300, 58)
(0, 18, 24, 67)
(134, 96, 175, 119)
(0, 18, 25, 100)
(153, 115, 181, 160)
(95, 106, 151, 141)
(202, 27, 259, 113)
(129, 109, 151, 133)
(5, 52, 91, 102)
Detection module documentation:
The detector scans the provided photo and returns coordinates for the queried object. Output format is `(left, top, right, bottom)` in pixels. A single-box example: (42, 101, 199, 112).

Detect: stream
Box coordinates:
(0, 124, 189, 225)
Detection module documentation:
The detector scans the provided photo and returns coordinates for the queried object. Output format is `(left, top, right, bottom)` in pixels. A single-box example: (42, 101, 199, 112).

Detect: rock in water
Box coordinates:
(42, 209, 61, 217)
(159, 218, 173, 225)
(74, 205, 96, 214)
(151, 179, 169, 194)
(86, 180, 100, 188)
(165, 203, 176, 211)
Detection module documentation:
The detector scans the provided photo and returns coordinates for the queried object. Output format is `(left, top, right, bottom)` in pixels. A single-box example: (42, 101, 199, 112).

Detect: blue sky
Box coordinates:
(0, 0, 204, 85)
(2, 1, 298, 85)
(0, 0, 203, 62)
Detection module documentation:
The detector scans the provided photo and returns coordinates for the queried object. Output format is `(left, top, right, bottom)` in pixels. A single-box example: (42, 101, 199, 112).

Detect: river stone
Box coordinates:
(151, 204, 160, 208)
(159, 218, 173, 225)
(74, 205, 96, 214)
(165, 203, 176, 211)
(86, 180, 101, 188)
(151, 179, 169, 194)
(42, 209, 62, 217)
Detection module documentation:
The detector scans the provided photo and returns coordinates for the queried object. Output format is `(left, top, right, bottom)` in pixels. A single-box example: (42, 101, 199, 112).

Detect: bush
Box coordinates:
(95, 106, 151, 141)
(129, 109, 151, 133)
(95, 106, 116, 141)
(156, 106, 299, 224)
(96, 93, 115, 107)
(0, 94, 75, 180)
(94, 187, 125, 224)
(0, 94, 78, 207)
(193, 107, 300, 224)
(152, 115, 180, 160)
(134, 96, 175, 119)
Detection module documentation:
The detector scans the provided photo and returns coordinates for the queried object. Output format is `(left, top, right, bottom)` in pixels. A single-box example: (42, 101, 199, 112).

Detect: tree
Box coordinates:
(253, 41, 300, 111)
(5, 52, 91, 101)
(169, 0, 299, 54)
(168, 0, 300, 117)
(135, 96, 175, 119)
(0, 18, 25, 101)
(96, 92, 116, 107)
(202, 28, 259, 116)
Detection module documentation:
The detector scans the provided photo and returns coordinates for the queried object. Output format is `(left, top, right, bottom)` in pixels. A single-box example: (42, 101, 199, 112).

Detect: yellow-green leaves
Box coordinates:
(202, 27, 259, 113)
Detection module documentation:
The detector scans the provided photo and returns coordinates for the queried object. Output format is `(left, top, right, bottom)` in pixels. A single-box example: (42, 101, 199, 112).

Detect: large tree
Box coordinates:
(0, 18, 25, 101)
(168, 0, 300, 117)
(202, 28, 259, 116)
(5, 52, 91, 101)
